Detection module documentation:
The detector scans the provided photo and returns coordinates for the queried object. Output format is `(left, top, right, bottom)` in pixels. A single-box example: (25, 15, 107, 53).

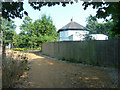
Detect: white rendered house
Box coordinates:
(57, 18, 108, 41)
(90, 34, 108, 40)
(57, 18, 89, 41)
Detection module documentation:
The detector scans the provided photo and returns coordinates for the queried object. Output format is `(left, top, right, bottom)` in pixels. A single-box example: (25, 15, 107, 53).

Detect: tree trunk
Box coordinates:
(2, 45, 6, 59)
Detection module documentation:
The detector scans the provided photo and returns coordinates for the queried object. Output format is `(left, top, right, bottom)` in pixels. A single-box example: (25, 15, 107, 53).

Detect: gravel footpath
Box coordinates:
(24, 51, 118, 88)
(39, 52, 119, 88)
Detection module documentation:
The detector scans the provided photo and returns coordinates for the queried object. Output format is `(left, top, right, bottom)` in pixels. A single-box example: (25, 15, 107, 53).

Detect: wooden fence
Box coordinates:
(42, 40, 120, 67)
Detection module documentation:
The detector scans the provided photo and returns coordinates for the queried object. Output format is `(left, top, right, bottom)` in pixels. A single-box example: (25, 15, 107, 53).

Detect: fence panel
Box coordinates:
(42, 40, 119, 67)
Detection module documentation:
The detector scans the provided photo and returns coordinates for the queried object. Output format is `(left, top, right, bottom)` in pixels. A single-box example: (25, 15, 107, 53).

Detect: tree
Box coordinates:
(86, 15, 115, 37)
(33, 14, 57, 37)
(17, 15, 57, 48)
(2, 2, 25, 21)
(13, 32, 21, 48)
(19, 16, 34, 48)
(2, 1, 120, 36)
(2, 1, 119, 21)
(86, 15, 98, 33)
(82, 2, 120, 21)
(2, 1, 73, 21)
(1, 17, 16, 44)
(34, 14, 58, 43)
(82, 2, 120, 37)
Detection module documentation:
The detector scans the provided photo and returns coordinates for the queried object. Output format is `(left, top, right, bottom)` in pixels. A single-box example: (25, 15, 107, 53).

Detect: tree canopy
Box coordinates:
(1, 17, 16, 44)
(82, 2, 120, 37)
(86, 15, 114, 37)
(13, 15, 58, 48)
(82, 2, 120, 21)
(2, 1, 73, 21)
(1, 1, 120, 36)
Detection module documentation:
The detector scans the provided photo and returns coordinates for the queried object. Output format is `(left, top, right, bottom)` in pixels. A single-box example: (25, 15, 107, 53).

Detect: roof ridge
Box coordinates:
(58, 20, 88, 33)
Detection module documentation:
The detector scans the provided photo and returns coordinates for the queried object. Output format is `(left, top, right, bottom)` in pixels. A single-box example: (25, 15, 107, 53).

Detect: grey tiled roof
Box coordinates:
(58, 21, 89, 33)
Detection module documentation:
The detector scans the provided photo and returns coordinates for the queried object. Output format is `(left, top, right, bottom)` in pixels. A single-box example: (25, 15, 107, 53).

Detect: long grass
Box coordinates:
(2, 50, 30, 88)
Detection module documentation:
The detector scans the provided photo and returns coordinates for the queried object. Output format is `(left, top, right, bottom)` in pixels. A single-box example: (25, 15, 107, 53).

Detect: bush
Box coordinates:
(13, 47, 41, 51)
(36, 47, 41, 51)
(13, 48, 27, 51)
(2, 51, 30, 88)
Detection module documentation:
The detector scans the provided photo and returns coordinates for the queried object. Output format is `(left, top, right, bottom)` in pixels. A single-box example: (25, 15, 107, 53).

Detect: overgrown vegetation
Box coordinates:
(2, 51, 30, 88)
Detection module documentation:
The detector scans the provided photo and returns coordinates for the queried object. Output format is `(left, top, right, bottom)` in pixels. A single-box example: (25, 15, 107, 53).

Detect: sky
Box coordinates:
(13, 0, 105, 34)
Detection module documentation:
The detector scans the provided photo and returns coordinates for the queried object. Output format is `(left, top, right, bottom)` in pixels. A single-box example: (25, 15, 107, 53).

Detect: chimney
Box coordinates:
(71, 17, 73, 22)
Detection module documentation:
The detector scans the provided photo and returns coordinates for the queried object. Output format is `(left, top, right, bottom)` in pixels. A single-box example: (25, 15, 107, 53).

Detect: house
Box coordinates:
(57, 18, 108, 41)
(90, 34, 108, 40)
(57, 18, 89, 41)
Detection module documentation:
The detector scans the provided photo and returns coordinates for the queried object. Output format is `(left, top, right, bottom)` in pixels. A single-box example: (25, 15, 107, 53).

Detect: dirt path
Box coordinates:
(24, 51, 117, 88)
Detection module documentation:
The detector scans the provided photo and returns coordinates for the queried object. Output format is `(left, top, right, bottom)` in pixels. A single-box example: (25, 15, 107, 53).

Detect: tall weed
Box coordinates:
(2, 50, 30, 88)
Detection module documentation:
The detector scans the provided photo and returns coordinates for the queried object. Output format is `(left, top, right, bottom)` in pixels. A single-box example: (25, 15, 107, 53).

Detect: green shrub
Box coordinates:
(36, 47, 41, 51)
(13, 48, 26, 51)
(13, 47, 41, 51)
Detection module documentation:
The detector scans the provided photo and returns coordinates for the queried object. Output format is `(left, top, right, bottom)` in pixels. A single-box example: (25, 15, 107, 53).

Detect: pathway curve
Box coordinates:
(24, 51, 117, 88)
